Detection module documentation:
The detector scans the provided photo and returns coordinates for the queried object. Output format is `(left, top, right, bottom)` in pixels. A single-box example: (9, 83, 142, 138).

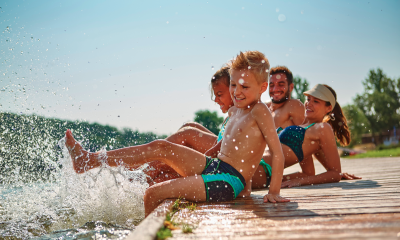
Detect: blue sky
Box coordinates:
(1, 0, 399, 135)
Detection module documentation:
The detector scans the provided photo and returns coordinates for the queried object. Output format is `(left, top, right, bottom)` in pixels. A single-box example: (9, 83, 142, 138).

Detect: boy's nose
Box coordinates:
(234, 86, 241, 95)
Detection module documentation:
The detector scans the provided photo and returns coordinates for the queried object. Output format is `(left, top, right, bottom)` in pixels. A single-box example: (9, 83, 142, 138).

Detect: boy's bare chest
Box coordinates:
(225, 113, 261, 141)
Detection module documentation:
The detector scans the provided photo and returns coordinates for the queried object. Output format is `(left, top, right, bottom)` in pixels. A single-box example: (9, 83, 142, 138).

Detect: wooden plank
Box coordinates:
(126, 199, 174, 240)
(166, 157, 400, 239)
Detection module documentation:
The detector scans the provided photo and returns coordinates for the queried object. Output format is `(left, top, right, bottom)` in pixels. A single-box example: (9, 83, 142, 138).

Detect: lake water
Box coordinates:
(0, 137, 148, 239)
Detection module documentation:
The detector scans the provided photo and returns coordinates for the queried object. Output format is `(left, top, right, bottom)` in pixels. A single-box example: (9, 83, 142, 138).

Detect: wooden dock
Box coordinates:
(129, 157, 400, 240)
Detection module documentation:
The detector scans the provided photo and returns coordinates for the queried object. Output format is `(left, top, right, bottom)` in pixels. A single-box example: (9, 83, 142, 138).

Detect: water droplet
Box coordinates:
(233, 139, 236, 142)
(235, 146, 238, 150)
(252, 165, 255, 168)
(261, 60, 265, 63)
(278, 14, 286, 22)
(311, 141, 315, 144)
(241, 159, 244, 162)
(239, 79, 244, 85)
(246, 135, 248, 138)
(251, 151, 253, 153)
(248, 66, 251, 69)
(276, 75, 281, 79)
(240, 169, 243, 172)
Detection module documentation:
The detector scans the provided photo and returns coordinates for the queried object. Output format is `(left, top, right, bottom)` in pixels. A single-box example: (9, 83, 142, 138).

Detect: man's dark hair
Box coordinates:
(270, 66, 293, 85)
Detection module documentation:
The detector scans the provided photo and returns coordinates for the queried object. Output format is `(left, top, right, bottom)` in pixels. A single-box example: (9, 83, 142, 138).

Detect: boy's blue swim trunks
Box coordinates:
(201, 156, 246, 202)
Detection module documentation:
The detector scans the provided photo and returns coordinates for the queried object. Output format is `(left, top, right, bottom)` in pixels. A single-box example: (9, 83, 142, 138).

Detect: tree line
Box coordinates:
(0, 112, 167, 184)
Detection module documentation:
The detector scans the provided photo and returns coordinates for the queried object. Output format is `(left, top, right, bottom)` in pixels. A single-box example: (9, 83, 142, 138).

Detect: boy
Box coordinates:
(65, 50, 289, 216)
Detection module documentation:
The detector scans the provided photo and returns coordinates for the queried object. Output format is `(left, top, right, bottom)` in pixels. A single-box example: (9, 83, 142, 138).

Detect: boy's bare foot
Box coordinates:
(65, 129, 101, 174)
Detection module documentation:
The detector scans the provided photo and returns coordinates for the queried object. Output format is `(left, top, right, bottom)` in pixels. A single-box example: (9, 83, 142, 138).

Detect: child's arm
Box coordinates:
(252, 104, 289, 203)
(204, 140, 222, 158)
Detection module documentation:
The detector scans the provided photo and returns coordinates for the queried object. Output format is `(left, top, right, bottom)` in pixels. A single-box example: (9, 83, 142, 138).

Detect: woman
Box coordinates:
(252, 84, 355, 188)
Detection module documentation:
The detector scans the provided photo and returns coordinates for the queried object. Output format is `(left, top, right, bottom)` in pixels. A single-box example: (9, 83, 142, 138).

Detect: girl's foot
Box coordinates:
(65, 129, 101, 173)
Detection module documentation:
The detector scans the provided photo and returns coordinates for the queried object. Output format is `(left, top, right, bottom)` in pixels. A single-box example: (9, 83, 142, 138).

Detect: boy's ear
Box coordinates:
(259, 82, 268, 94)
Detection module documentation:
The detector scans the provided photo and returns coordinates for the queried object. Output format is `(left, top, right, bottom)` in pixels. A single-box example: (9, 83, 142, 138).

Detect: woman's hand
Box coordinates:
(340, 172, 362, 180)
(263, 193, 290, 203)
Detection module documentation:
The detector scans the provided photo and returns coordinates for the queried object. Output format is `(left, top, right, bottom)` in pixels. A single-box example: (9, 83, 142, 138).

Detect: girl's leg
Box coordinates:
(65, 129, 207, 176)
(165, 126, 217, 154)
(144, 175, 206, 216)
(178, 122, 215, 135)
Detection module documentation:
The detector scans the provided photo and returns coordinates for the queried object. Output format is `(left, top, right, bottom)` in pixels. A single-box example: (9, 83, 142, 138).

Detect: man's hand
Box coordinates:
(281, 179, 301, 188)
(263, 193, 290, 203)
(341, 172, 362, 180)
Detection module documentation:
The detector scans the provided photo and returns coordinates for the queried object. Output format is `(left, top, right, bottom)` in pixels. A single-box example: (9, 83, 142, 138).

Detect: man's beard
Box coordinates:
(270, 91, 290, 104)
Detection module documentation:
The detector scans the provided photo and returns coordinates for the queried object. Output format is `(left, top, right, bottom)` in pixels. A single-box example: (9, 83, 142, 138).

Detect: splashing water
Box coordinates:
(0, 126, 149, 239)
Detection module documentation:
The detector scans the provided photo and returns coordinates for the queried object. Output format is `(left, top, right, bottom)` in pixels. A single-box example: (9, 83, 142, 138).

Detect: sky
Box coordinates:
(1, 0, 399, 135)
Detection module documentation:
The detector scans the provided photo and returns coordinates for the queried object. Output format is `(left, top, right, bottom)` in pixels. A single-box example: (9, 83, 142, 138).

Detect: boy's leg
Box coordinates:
(65, 129, 207, 176)
(144, 175, 206, 216)
(166, 127, 217, 154)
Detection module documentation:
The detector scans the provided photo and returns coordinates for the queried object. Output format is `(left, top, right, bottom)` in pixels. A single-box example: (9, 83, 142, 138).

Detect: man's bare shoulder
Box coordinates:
(264, 101, 272, 107)
(285, 99, 304, 109)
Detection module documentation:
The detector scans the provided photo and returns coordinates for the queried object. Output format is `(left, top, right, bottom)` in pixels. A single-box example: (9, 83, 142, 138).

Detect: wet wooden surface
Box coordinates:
(170, 157, 400, 240)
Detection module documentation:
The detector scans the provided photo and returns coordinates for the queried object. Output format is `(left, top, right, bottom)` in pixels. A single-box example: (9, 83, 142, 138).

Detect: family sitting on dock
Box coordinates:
(65, 50, 359, 216)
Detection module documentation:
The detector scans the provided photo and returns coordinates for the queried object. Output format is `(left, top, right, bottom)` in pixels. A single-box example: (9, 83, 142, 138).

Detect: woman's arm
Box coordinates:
(281, 124, 341, 188)
(282, 156, 315, 182)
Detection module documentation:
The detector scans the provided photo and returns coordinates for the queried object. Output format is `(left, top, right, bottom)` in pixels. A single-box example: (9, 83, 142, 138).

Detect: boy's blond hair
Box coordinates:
(229, 51, 270, 84)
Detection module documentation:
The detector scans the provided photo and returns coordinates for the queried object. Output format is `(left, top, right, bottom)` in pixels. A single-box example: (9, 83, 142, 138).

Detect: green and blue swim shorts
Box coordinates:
(201, 156, 246, 202)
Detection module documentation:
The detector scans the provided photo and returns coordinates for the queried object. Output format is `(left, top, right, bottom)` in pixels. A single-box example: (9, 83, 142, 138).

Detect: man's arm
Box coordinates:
(289, 99, 305, 125)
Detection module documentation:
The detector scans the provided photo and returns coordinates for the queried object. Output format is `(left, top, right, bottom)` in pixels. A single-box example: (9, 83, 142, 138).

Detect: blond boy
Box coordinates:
(65, 50, 289, 216)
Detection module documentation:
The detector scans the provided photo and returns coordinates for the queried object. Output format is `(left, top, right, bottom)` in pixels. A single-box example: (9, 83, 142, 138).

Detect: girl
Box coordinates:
(252, 84, 353, 188)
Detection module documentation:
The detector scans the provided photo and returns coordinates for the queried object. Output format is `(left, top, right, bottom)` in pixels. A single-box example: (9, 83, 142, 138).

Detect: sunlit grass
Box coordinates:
(344, 147, 400, 159)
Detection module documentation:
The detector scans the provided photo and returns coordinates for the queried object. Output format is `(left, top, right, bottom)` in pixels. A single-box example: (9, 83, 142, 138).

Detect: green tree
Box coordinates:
(342, 104, 371, 146)
(354, 68, 400, 134)
(292, 76, 309, 103)
(194, 110, 224, 135)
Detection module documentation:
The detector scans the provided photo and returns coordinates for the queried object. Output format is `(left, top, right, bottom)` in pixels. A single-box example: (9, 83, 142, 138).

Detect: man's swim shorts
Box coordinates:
(201, 156, 246, 202)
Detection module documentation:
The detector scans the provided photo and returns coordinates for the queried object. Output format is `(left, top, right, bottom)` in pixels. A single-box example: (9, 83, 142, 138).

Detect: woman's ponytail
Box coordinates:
(322, 85, 351, 146)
